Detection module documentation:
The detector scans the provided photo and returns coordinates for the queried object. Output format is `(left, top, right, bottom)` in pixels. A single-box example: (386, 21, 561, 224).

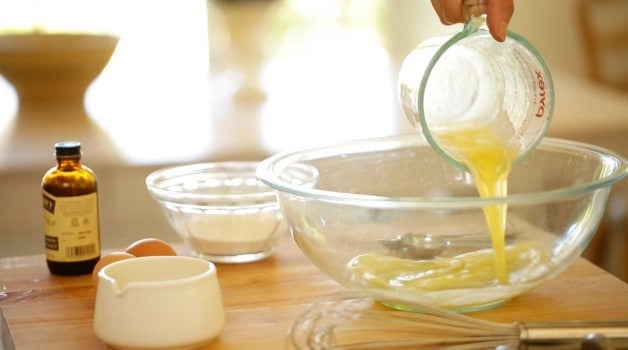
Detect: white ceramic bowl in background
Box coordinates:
(93, 256, 224, 349)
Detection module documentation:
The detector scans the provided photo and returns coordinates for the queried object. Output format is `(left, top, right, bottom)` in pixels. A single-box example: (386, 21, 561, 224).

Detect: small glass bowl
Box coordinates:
(146, 161, 284, 263)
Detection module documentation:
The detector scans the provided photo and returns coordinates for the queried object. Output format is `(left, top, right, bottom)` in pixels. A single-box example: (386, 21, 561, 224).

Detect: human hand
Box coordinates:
(430, 0, 514, 42)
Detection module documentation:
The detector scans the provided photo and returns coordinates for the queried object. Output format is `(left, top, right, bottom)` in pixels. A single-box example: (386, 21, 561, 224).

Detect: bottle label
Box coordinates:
(43, 191, 100, 262)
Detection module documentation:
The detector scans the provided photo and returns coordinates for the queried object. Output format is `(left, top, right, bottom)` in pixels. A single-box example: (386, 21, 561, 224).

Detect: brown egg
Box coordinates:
(91, 252, 136, 285)
(125, 238, 177, 257)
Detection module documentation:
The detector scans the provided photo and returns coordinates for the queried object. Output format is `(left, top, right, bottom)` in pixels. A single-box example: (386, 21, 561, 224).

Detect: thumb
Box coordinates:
(485, 0, 514, 42)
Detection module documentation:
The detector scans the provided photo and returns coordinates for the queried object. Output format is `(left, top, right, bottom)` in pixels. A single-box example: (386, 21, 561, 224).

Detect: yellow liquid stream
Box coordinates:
(435, 125, 517, 283)
(347, 125, 543, 296)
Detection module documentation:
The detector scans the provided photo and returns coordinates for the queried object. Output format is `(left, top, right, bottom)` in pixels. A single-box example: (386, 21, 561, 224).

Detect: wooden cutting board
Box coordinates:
(2, 236, 628, 349)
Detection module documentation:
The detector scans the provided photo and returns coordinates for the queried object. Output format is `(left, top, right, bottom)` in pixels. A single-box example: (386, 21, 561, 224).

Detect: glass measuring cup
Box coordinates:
(398, 5, 554, 171)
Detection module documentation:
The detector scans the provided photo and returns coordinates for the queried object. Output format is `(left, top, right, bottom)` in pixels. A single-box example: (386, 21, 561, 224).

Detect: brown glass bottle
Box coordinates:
(42, 141, 101, 275)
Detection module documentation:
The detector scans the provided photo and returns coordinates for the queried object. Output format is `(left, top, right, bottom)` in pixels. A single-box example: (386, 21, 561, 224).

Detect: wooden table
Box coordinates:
(2, 235, 628, 350)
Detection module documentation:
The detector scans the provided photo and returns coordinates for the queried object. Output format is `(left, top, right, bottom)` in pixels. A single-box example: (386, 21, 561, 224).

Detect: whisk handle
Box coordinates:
(517, 320, 628, 348)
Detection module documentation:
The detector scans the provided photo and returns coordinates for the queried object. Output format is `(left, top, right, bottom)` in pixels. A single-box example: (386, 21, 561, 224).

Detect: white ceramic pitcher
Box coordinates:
(93, 256, 224, 350)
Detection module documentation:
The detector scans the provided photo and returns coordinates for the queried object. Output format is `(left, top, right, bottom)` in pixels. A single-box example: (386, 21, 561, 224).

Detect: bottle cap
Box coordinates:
(55, 141, 82, 157)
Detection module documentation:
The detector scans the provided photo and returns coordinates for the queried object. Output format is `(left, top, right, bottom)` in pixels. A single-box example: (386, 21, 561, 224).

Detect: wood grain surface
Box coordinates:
(1, 235, 627, 349)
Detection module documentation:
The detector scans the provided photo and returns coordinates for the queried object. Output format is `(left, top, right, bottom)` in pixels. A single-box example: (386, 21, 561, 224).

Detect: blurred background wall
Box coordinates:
(0, 0, 626, 279)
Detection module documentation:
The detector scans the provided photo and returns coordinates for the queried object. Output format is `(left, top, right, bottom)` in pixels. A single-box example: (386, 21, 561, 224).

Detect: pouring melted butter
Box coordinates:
(435, 125, 517, 283)
(348, 125, 548, 292)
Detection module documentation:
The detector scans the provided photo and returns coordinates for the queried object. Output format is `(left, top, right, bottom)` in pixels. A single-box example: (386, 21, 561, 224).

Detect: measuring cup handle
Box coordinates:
(463, 0, 486, 20)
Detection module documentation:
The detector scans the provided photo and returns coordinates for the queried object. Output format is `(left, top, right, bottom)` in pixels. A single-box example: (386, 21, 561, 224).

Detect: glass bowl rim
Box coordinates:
(256, 135, 627, 208)
(145, 161, 276, 205)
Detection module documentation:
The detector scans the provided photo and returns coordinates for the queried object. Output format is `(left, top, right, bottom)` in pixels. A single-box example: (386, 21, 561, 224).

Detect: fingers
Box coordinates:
(431, 0, 465, 25)
(485, 0, 515, 42)
(431, 0, 515, 42)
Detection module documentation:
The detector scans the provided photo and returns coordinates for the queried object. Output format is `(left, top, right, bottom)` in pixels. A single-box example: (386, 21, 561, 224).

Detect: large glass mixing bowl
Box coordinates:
(257, 135, 627, 312)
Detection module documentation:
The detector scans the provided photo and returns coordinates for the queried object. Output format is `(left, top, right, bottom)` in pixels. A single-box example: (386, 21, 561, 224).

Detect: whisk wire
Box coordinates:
(288, 291, 628, 350)
(320, 331, 517, 349)
(289, 292, 519, 349)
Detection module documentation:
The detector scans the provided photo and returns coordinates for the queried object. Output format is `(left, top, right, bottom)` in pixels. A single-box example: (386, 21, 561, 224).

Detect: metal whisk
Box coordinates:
(288, 291, 628, 349)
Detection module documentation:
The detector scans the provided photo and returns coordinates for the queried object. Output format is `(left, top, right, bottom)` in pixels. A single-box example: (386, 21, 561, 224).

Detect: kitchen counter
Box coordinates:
(2, 235, 628, 349)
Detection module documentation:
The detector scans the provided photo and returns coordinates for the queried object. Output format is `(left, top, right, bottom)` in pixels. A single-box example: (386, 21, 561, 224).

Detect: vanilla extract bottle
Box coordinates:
(42, 141, 101, 275)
